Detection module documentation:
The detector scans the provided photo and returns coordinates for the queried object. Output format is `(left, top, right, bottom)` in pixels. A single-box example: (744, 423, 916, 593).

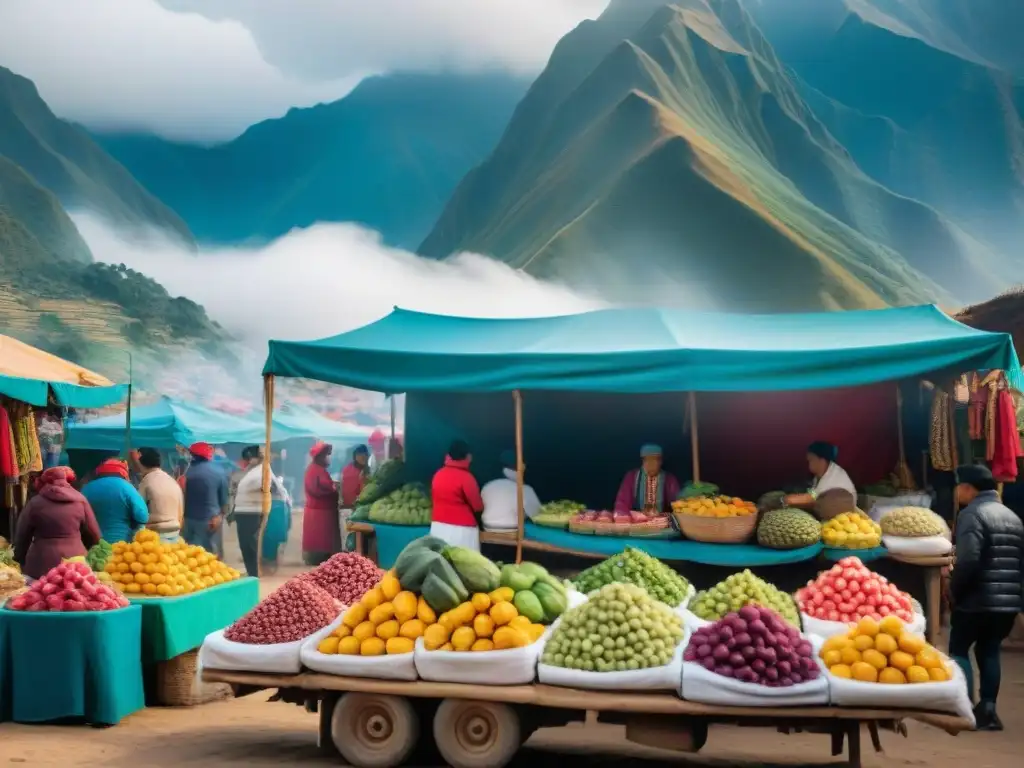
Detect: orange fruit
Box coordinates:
(906, 666, 930, 684)
(928, 666, 949, 682)
(840, 647, 862, 666)
(851, 662, 878, 682)
(874, 633, 898, 656)
(878, 616, 903, 637)
(897, 632, 926, 655)
(853, 635, 874, 652)
(822, 649, 843, 667)
(915, 648, 942, 670)
(889, 651, 915, 672)
(830, 663, 853, 679)
(862, 649, 888, 671)
(878, 667, 906, 684)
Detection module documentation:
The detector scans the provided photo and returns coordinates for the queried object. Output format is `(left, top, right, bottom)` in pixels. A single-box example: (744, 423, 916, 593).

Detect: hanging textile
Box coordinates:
(0, 404, 18, 479)
(969, 373, 986, 439)
(11, 405, 42, 475)
(985, 381, 998, 461)
(929, 390, 955, 471)
(992, 388, 1023, 481)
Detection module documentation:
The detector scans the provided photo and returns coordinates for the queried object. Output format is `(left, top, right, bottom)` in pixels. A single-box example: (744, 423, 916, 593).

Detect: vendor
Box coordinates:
(303, 442, 339, 565)
(340, 444, 371, 508)
(614, 444, 681, 514)
(782, 441, 857, 511)
(82, 458, 149, 544)
(481, 449, 541, 531)
(430, 439, 484, 551)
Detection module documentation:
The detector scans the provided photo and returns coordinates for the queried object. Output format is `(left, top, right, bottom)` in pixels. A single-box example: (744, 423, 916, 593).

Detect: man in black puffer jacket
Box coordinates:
(949, 464, 1024, 731)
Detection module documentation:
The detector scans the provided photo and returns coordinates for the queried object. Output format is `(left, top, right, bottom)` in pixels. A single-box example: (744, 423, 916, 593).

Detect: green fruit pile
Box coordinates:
(541, 583, 685, 672)
(757, 509, 821, 549)
(86, 540, 114, 572)
(533, 500, 585, 528)
(573, 548, 690, 606)
(879, 507, 947, 537)
(368, 483, 432, 525)
(500, 562, 569, 623)
(356, 458, 405, 505)
(691, 569, 800, 627)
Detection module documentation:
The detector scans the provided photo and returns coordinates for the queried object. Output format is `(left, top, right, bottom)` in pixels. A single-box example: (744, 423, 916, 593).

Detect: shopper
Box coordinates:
(182, 442, 228, 552)
(302, 442, 339, 565)
(949, 463, 1024, 731)
(81, 458, 149, 544)
(233, 445, 290, 577)
(136, 447, 184, 544)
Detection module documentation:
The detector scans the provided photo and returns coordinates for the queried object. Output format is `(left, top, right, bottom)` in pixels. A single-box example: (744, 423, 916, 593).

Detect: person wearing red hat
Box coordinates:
(81, 458, 149, 544)
(303, 442, 339, 565)
(182, 442, 229, 552)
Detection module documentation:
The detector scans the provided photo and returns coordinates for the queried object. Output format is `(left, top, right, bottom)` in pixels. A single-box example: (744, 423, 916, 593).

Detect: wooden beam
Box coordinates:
(514, 389, 525, 564)
(688, 392, 700, 483)
(256, 374, 275, 579)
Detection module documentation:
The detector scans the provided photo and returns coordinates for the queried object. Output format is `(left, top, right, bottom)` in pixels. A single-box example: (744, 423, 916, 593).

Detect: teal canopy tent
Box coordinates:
(0, 334, 127, 408)
(262, 305, 1022, 393)
(66, 397, 370, 452)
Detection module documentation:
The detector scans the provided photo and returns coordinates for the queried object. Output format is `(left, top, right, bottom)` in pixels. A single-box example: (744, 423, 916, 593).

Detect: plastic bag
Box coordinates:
(299, 622, 417, 681)
(199, 614, 342, 674)
(537, 633, 684, 692)
(413, 633, 547, 685)
(881, 535, 952, 557)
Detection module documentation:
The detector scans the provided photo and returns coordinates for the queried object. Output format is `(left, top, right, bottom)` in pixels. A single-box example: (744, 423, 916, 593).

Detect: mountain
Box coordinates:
(745, 0, 1024, 261)
(420, 0, 1008, 308)
(0, 66, 193, 244)
(95, 73, 529, 249)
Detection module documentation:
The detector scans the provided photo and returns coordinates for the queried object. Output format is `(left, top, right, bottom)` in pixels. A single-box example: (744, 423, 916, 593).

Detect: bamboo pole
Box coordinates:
(257, 374, 275, 579)
(688, 392, 700, 483)
(514, 390, 525, 564)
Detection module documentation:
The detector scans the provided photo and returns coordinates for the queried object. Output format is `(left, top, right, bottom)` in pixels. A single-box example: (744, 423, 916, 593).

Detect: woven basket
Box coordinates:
(673, 512, 757, 544)
(815, 489, 857, 521)
(156, 649, 233, 707)
(568, 520, 596, 535)
(629, 527, 678, 539)
(594, 523, 629, 537)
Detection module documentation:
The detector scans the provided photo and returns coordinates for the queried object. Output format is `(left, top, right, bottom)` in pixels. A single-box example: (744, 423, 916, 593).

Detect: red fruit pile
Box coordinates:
(796, 556, 913, 624)
(684, 604, 819, 687)
(225, 579, 339, 645)
(298, 552, 382, 604)
(6, 561, 129, 612)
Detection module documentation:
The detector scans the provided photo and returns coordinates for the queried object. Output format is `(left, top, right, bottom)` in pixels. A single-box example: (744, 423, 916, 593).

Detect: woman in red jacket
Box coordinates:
(430, 440, 484, 552)
(302, 442, 339, 565)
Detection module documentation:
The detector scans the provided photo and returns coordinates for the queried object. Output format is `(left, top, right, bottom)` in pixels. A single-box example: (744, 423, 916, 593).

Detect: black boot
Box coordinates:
(974, 702, 1003, 731)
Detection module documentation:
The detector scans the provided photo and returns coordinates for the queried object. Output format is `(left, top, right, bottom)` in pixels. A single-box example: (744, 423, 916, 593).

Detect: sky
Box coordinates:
(0, 0, 608, 142)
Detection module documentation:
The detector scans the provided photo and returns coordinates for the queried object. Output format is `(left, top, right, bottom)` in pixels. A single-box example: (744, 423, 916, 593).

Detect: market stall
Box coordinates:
(260, 306, 1018, 618)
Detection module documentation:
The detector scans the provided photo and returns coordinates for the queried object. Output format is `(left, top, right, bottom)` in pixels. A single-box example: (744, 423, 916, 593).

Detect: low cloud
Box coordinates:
(70, 213, 605, 347)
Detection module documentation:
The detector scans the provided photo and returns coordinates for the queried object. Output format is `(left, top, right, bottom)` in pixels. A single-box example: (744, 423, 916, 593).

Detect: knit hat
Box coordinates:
(189, 442, 214, 461)
(95, 458, 130, 480)
(955, 463, 995, 489)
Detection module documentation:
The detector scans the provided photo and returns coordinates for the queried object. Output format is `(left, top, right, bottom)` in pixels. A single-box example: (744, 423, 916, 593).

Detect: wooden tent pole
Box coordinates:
(688, 392, 700, 483)
(257, 374, 275, 579)
(514, 390, 525, 564)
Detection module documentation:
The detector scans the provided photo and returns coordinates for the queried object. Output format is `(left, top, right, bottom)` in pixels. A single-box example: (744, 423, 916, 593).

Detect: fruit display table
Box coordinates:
(128, 577, 259, 663)
(346, 521, 519, 567)
(522, 523, 824, 566)
(0, 604, 144, 725)
(822, 546, 887, 563)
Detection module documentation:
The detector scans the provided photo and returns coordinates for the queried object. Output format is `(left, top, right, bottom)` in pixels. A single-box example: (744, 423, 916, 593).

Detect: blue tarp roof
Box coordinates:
(262, 305, 1022, 394)
(66, 397, 369, 451)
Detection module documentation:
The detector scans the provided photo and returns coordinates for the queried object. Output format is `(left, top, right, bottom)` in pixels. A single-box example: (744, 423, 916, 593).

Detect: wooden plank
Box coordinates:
(199, 669, 972, 732)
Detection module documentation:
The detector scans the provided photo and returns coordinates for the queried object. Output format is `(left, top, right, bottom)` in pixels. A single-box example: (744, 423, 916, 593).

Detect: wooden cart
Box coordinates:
(202, 668, 972, 768)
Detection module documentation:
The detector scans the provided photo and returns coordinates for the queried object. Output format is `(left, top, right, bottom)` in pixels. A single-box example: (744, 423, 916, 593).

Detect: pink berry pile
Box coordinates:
(796, 556, 914, 624)
(298, 552, 382, 604)
(225, 579, 340, 645)
(6, 561, 129, 612)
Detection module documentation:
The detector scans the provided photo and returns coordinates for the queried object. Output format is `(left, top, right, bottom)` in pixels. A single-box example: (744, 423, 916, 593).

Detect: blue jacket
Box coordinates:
(82, 476, 149, 544)
(184, 459, 229, 521)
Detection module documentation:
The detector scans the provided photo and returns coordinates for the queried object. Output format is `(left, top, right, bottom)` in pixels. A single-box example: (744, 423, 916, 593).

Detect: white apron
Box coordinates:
(429, 521, 481, 552)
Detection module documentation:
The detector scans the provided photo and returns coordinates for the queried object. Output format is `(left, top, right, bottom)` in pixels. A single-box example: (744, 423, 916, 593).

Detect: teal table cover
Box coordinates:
(523, 523, 824, 566)
(128, 577, 259, 663)
(0, 605, 144, 725)
(822, 545, 888, 563)
(365, 523, 431, 568)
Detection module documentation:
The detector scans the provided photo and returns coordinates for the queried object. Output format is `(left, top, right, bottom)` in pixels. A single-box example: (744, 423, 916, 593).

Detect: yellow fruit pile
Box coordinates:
(105, 529, 240, 595)
(318, 572, 425, 656)
(423, 586, 546, 652)
(672, 496, 756, 517)
(820, 616, 950, 684)
(821, 511, 882, 549)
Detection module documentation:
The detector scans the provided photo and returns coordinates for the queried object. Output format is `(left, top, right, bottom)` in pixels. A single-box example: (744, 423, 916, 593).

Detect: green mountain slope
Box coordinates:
(0, 155, 224, 373)
(95, 73, 528, 248)
(745, 0, 1024, 260)
(0, 66, 193, 244)
(420, 0, 999, 307)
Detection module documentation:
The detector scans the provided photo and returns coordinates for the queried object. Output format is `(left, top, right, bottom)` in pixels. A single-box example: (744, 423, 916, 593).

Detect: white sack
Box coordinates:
(565, 587, 588, 609)
(800, 609, 926, 640)
(537, 635, 684, 692)
(299, 622, 417, 681)
(413, 633, 546, 685)
(882, 535, 952, 557)
(198, 614, 344, 675)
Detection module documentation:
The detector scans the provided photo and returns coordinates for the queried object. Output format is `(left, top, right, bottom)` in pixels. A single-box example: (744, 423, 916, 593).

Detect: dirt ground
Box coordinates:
(2, 512, 1022, 767)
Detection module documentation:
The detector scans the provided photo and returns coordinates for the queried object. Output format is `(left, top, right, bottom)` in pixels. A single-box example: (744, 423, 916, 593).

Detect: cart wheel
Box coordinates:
(433, 698, 521, 768)
(330, 692, 419, 767)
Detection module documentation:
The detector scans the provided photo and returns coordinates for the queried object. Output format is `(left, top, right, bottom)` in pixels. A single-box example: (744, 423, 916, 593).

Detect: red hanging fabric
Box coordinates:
(991, 389, 1023, 482)
(0, 405, 19, 478)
